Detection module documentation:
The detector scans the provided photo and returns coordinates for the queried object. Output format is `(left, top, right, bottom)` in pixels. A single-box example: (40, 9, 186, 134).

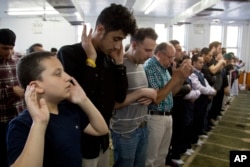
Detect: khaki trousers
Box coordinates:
(146, 115, 173, 167)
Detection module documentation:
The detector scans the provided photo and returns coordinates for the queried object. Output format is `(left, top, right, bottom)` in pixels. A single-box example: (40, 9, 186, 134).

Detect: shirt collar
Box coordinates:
(193, 68, 201, 73)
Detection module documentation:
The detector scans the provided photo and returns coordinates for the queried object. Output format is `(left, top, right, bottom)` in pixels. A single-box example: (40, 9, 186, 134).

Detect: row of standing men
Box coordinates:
(0, 3, 231, 167)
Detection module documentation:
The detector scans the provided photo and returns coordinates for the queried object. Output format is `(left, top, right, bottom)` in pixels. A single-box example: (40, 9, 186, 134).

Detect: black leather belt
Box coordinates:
(148, 110, 172, 116)
(139, 121, 147, 128)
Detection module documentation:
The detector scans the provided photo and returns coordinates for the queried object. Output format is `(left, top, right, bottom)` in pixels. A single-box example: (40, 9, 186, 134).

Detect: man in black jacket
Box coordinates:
(57, 4, 137, 167)
(166, 40, 191, 166)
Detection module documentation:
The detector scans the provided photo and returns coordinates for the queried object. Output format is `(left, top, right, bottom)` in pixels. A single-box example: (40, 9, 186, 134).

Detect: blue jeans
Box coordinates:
(111, 126, 148, 167)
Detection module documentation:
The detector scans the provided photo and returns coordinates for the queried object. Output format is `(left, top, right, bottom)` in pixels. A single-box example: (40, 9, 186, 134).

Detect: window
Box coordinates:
(225, 26, 239, 56)
(210, 25, 222, 43)
(209, 25, 241, 57)
(172, 25, 185, 46)
(155, 24, 168, 44)
(226, 26, 238, 47)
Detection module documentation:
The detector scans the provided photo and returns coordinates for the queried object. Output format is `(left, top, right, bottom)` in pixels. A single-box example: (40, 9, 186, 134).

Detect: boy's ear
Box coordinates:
(29, 81, 44, 93)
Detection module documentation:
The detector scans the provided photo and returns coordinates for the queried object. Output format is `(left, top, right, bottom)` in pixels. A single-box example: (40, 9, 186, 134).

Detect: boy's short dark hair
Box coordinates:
(17, 51, 54, 89)
(96, 3, 137, 36)
(130, 27, 158, 43)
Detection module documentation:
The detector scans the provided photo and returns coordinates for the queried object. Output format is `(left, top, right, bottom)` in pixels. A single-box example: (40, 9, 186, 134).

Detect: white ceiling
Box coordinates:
(1, 0, 250, 25)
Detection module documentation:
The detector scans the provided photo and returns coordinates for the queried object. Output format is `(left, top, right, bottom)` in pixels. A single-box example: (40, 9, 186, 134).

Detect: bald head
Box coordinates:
(155, 42, 175, 68)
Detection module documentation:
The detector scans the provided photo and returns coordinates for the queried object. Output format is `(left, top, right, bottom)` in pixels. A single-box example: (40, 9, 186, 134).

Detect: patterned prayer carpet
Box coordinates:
(181, 90, 250, 167)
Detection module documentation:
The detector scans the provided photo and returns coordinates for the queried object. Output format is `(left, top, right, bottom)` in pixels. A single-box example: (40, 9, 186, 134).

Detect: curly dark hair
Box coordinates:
(96, 3, 137, 36)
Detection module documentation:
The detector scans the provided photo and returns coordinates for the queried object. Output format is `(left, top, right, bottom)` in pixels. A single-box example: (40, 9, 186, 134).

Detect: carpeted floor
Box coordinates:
(181, 90, 250, 167)
(109, 91, 250, 167)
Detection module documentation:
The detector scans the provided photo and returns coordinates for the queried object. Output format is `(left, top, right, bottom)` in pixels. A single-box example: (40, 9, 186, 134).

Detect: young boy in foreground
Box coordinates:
(7, 51, 108, 167)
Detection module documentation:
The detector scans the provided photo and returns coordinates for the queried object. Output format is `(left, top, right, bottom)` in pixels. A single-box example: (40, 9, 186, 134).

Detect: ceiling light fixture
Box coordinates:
(227, 20, 235, 24)
(144, 0, 157, 15)
(6, 9, 59, 16)
(6, 6, 59, 16)
(6, 10, 59, 16)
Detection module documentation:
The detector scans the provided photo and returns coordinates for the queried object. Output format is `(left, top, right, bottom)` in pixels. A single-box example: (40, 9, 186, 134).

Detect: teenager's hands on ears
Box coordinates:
(81, 24, 97, 61)
(109, 43, 124, 65)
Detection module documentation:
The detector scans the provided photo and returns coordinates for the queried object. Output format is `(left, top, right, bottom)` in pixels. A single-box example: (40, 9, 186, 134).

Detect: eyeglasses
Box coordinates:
(161, 51, 175, 60)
